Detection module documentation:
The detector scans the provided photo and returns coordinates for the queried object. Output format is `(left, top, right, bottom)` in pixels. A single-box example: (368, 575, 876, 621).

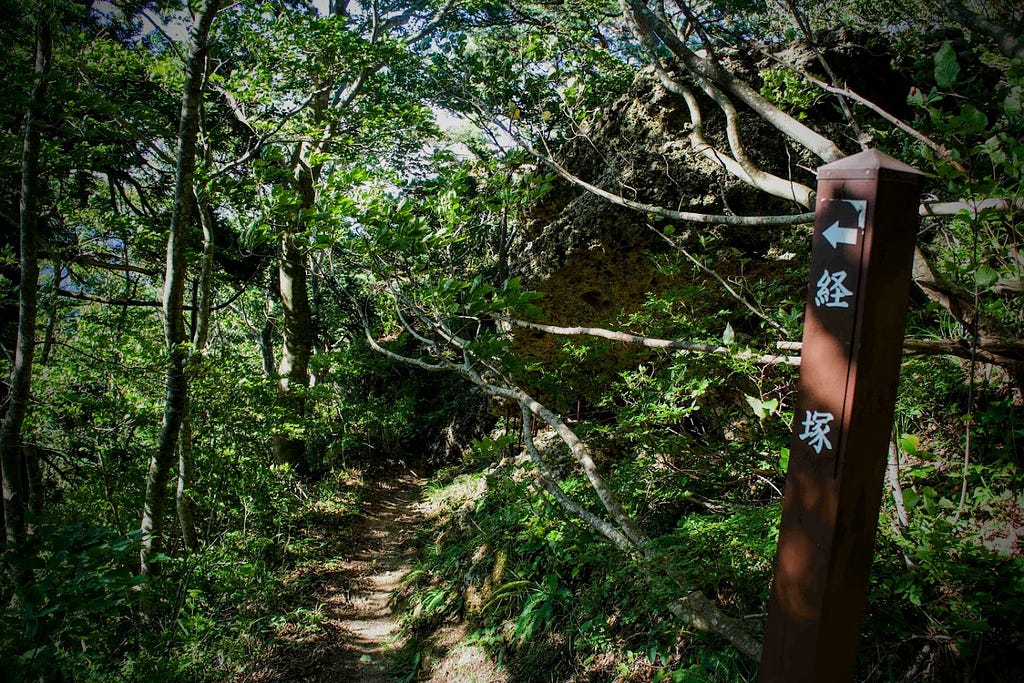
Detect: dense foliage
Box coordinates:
(1, 0, 1021, 680)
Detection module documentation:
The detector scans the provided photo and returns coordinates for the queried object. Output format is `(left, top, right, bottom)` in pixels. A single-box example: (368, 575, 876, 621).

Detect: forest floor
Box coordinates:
(241, 468, 506, 683)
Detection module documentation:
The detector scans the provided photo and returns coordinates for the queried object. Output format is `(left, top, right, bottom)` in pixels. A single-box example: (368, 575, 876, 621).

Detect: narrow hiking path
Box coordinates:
(243, 472, 426, 682)
(325, 474, 424, 682)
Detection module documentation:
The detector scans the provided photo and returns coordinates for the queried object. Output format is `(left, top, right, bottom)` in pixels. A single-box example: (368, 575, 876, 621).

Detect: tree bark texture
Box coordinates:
(273, 231, 313, 469)
(174, 197, 215, 552)
(260, 313, 276, 378)
(176, 410, 200, 551)
(140, 0, 220, 576)
(1, 2, 51, 596)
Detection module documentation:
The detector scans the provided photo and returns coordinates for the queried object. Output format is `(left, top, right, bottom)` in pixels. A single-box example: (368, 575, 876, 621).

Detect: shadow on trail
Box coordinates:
(240, 471, 425, 683)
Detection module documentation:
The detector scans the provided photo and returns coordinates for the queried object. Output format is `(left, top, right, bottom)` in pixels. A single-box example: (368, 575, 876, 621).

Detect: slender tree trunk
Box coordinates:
(39, 260, 59, 365)
(24, 445, 42, 533)
(260, 316, 276, 378)
(176, 197, 214, 552)
(140, 0, 220, 576)
(176, 410, 199, 551)
(1, 2, 51, 597)
(273, 230, 313, 469)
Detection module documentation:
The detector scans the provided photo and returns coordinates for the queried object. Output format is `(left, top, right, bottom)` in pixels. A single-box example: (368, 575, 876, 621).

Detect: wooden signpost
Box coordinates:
(759, 149, 924, 682)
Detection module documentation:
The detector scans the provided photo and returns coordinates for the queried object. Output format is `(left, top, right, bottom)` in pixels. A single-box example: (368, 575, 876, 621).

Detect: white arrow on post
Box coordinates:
(823, 221, 859, 249)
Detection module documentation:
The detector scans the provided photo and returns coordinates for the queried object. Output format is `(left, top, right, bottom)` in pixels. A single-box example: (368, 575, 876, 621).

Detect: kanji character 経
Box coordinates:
(815, 269, 854, 308)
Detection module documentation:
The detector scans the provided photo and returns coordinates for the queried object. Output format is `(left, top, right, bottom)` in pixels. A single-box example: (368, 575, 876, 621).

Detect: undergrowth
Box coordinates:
(399, 361, 1024, 683)
(0, 468, 365, 682)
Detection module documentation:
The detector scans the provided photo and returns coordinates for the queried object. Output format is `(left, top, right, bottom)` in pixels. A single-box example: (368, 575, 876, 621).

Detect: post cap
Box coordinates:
(819, 148, 925, 182)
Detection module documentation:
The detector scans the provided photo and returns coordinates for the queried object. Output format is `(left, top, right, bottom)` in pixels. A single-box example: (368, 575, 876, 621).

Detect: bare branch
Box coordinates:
(632, 15, 814, 207)
(791, 69, 967, 174)
(506, 318, 800, 365)
(778, 337, 1024, 364)
(68, 255, 157, 277)
(921, 197, 1024, 217)
(58, 289, 161, 308)
(326, 282, 767, 658)
(520, 406, 634, 550)
(406, 0, 458, 45)
(57, 283, 246, 313)
(361, 320, 448, 373)
(772, 0, 871, 147)
(210, 88, 328, 179)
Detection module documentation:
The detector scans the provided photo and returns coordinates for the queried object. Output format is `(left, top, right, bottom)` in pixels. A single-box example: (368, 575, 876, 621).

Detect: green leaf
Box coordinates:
(959, 104, 988, 134)
(722, 322, 735, 346)
(898, 433, 921, 456)
(902, 488, 919, 511)
(1005, 85, 1023, 117)
(744, 394, 766, 420)
(975, 265, 1000, 288)
(779, 447, 790, 472)
(934, 41, 960, 88)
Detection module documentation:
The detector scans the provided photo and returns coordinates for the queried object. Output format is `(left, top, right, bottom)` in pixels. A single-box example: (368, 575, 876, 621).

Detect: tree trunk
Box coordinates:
(260, 314, 276, 378)
(273, 230, 313, 470)
(1, 1, 51, 597)
(25, 444, 43, 522)
(176, 410, 200, 551)
(140, 0, 220, 576)
(175, 197, 215, 552)
(39, 260, 59, 365)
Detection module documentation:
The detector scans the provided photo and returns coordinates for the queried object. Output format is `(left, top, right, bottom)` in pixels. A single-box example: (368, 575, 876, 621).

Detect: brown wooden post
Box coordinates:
(759, 149, 923, 682)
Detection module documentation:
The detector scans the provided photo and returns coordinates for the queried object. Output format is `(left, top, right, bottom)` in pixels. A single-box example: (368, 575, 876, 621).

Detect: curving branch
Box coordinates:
(631, 12, 815, 208)
(620, 0, 844, 163)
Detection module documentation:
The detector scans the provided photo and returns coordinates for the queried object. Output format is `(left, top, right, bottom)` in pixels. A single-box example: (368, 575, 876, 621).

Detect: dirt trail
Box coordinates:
(244, 473, 425, 682)
(326, 475, 424, 682)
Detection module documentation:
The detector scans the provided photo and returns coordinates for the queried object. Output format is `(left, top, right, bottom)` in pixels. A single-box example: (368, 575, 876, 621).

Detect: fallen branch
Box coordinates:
(920, 197, 1024, 217)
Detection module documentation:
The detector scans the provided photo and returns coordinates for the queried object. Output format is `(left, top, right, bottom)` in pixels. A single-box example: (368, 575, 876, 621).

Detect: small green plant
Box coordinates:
(759, 68, 824, 120)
